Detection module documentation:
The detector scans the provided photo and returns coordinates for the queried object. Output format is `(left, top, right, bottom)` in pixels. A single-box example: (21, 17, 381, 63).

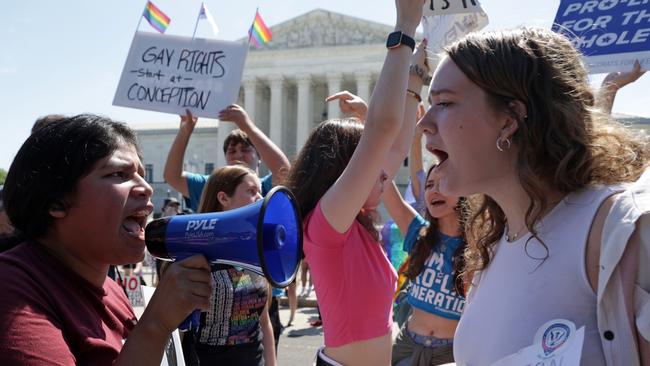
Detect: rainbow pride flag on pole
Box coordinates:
(142, 1, 171, 34)
(248, 10, 272, 48)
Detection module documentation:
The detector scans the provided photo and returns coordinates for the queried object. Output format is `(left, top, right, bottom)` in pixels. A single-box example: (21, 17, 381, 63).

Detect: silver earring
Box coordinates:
(496, 137, 511, 152)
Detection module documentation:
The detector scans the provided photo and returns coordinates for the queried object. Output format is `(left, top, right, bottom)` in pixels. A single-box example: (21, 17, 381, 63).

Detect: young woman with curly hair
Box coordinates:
(418, 27, 649, 365)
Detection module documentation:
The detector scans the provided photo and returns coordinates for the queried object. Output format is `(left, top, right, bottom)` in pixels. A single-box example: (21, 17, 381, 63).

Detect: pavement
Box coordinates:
(275, 299, 401, 365)
(277, 303, 324, 365)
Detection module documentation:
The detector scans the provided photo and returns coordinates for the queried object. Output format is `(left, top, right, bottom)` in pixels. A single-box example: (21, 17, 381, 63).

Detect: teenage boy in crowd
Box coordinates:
(164, 104, 290, 211)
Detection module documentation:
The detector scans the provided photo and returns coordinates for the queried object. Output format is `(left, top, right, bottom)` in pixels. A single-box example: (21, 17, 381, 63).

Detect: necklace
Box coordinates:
(505, 224, 527, 242)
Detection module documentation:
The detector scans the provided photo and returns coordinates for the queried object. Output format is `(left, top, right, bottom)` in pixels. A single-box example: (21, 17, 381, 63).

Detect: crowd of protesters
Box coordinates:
(0, 0, 648, 365)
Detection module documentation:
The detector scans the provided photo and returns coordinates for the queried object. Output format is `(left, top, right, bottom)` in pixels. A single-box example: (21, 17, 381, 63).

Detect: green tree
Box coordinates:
(0, 168, 7, 185)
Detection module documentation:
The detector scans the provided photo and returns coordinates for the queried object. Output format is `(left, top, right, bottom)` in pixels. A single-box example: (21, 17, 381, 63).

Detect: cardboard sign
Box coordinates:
(114, 31, 248, 118)
(422, 0, 484, 17)
(552, 0, 650, 74)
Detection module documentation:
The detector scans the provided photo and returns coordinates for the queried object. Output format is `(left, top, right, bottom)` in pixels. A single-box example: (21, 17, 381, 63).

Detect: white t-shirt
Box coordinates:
(454, 185, 623, 366)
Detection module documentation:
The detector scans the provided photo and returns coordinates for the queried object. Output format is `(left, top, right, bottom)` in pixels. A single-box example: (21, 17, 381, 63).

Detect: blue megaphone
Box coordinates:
(145, 186, 303, 288)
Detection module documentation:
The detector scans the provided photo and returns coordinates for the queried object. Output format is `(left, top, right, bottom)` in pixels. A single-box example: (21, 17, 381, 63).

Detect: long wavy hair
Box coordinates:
(444, 28, 649, 281)
(284, 119, 379, 240)
(405, 165, 471, 295)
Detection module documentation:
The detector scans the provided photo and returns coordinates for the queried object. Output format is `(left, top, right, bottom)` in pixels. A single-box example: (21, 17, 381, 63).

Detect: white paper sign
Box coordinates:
(490, 319, 585, 366)
(122, 275, 144, 307)
(422, 0, 484, 17)
(142, 286, 186, 366)
(113, 31, 248, 118)
(422, 10, 489, 56)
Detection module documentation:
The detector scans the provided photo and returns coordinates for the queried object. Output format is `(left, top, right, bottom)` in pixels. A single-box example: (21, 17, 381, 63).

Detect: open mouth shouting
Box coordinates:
(430, 198, 446, 207)
(122, 209, 151, 241)
(430, 148, 448, 166)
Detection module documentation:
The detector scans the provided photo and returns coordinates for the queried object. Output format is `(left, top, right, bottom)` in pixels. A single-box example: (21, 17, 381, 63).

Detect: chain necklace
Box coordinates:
(505, 224, 527, 243)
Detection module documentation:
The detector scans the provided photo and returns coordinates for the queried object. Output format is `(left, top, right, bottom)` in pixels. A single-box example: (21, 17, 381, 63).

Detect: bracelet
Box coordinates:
(409, 64, 432, 85)
(406, 89, 422, 103)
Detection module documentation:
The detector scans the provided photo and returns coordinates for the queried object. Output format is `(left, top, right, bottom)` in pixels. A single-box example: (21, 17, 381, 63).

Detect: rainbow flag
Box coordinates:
(143, 1, 171, 34)
(248, 10, 272, 48)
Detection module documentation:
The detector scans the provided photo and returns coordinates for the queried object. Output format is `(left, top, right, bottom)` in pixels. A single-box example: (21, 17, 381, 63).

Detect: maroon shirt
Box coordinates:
(0, 242, 137, 365)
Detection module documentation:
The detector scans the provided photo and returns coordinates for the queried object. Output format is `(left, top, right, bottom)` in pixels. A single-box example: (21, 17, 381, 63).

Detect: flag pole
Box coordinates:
(192, 3, 202, 39)
(247, 7, 259, 48)
(134, 0, 148, 35)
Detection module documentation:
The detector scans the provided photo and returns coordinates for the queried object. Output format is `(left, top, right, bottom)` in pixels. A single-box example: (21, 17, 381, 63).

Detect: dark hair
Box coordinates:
(285, 119, 379, 238)
(405, 165, 470, 294)
(3, 114, 139, 239)
(198, 164, 257, 213)
(31, 114, 66, 134)
(444, 28, 649, 280)
(222, 129, 257, 156)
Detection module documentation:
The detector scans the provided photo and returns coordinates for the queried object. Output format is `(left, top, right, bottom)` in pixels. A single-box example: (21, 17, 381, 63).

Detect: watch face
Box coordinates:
(386, 32, 402, 48)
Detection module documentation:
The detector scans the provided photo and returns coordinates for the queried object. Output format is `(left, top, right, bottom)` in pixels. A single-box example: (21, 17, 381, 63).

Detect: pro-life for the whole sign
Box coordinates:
(552, 0, 650, 74)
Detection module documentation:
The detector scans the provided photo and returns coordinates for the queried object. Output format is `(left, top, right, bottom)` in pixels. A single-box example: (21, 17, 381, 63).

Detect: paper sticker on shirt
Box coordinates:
(490, 319, 584, 366)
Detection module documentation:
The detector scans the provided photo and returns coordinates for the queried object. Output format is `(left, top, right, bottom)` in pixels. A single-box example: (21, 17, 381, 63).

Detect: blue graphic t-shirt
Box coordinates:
(196, 264, 268, 346)
(186, 172, 273, 211)
(403, 214, 466, 320)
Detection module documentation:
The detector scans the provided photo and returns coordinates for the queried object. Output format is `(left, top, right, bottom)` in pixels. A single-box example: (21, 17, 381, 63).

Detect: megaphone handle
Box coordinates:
(175, 253, 204, 332)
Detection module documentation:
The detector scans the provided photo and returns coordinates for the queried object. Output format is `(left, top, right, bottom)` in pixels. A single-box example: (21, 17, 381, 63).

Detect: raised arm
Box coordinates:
(218, 104, 290, 185)
(596, 60, 645, 115)
(383, 181, 418, 236)
(383, 40, 429, 179)
(325, 91, 368, 122)
(409, 110, 425, 201)
(321, 0, 425, 233)
(163, 110, 198, 197)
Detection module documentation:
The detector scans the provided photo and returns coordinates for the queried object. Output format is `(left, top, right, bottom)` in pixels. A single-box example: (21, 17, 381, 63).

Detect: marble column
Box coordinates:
(269, 75, 284, 148)
(242, 77, 257, 122)
(355, 71, 372, 104)
(296, 74, 312, 150)
(326, 72, 343, 119)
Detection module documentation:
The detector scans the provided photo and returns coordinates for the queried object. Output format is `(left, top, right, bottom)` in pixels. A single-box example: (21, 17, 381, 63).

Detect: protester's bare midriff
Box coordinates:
(407, 307, 458, 339)
(324, 333, 392, 366)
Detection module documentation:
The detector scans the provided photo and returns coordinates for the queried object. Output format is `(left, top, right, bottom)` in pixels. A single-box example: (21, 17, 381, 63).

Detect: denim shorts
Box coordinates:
(406, 328, 453, 348)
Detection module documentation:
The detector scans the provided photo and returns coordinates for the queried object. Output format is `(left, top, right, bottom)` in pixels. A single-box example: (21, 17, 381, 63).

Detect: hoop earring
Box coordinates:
(496, 137, 511, 152)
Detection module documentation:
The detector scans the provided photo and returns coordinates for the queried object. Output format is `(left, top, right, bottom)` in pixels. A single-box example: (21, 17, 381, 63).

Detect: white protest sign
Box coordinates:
(422, 10, 489, 56)
(113, 31, 248, 118)
(422, 0, 484, 17)
(552, 0, 650, 74)
(122, 275, 144, 307)
(142, 286, 186, 366)
(490, 319, 585, 366)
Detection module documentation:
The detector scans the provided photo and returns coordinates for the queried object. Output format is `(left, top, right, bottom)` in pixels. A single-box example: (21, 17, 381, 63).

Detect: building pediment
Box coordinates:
(244, 9, 394, 50)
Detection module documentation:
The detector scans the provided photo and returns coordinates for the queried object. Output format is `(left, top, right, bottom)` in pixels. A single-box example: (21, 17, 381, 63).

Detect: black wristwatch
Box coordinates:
(386, 31, 415, 51)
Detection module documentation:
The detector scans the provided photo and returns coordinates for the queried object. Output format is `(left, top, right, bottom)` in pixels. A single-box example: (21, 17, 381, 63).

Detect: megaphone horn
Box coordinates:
(145, 186, 303, 288)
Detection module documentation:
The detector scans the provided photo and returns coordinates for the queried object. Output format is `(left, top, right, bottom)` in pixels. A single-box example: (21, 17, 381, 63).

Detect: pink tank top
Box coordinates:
(304, 202, 398, 347)
(454, 185, 622, 365)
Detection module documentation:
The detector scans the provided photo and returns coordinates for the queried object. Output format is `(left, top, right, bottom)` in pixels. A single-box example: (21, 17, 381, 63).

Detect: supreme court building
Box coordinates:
(134, 9, 426, 212)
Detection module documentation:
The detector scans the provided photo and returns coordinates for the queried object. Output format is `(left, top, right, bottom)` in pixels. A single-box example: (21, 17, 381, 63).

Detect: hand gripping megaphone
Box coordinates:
(145, 186, 303, 329)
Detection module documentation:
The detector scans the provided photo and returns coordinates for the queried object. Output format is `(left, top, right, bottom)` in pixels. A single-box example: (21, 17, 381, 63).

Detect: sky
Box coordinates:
(1, 0, 648, 170)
